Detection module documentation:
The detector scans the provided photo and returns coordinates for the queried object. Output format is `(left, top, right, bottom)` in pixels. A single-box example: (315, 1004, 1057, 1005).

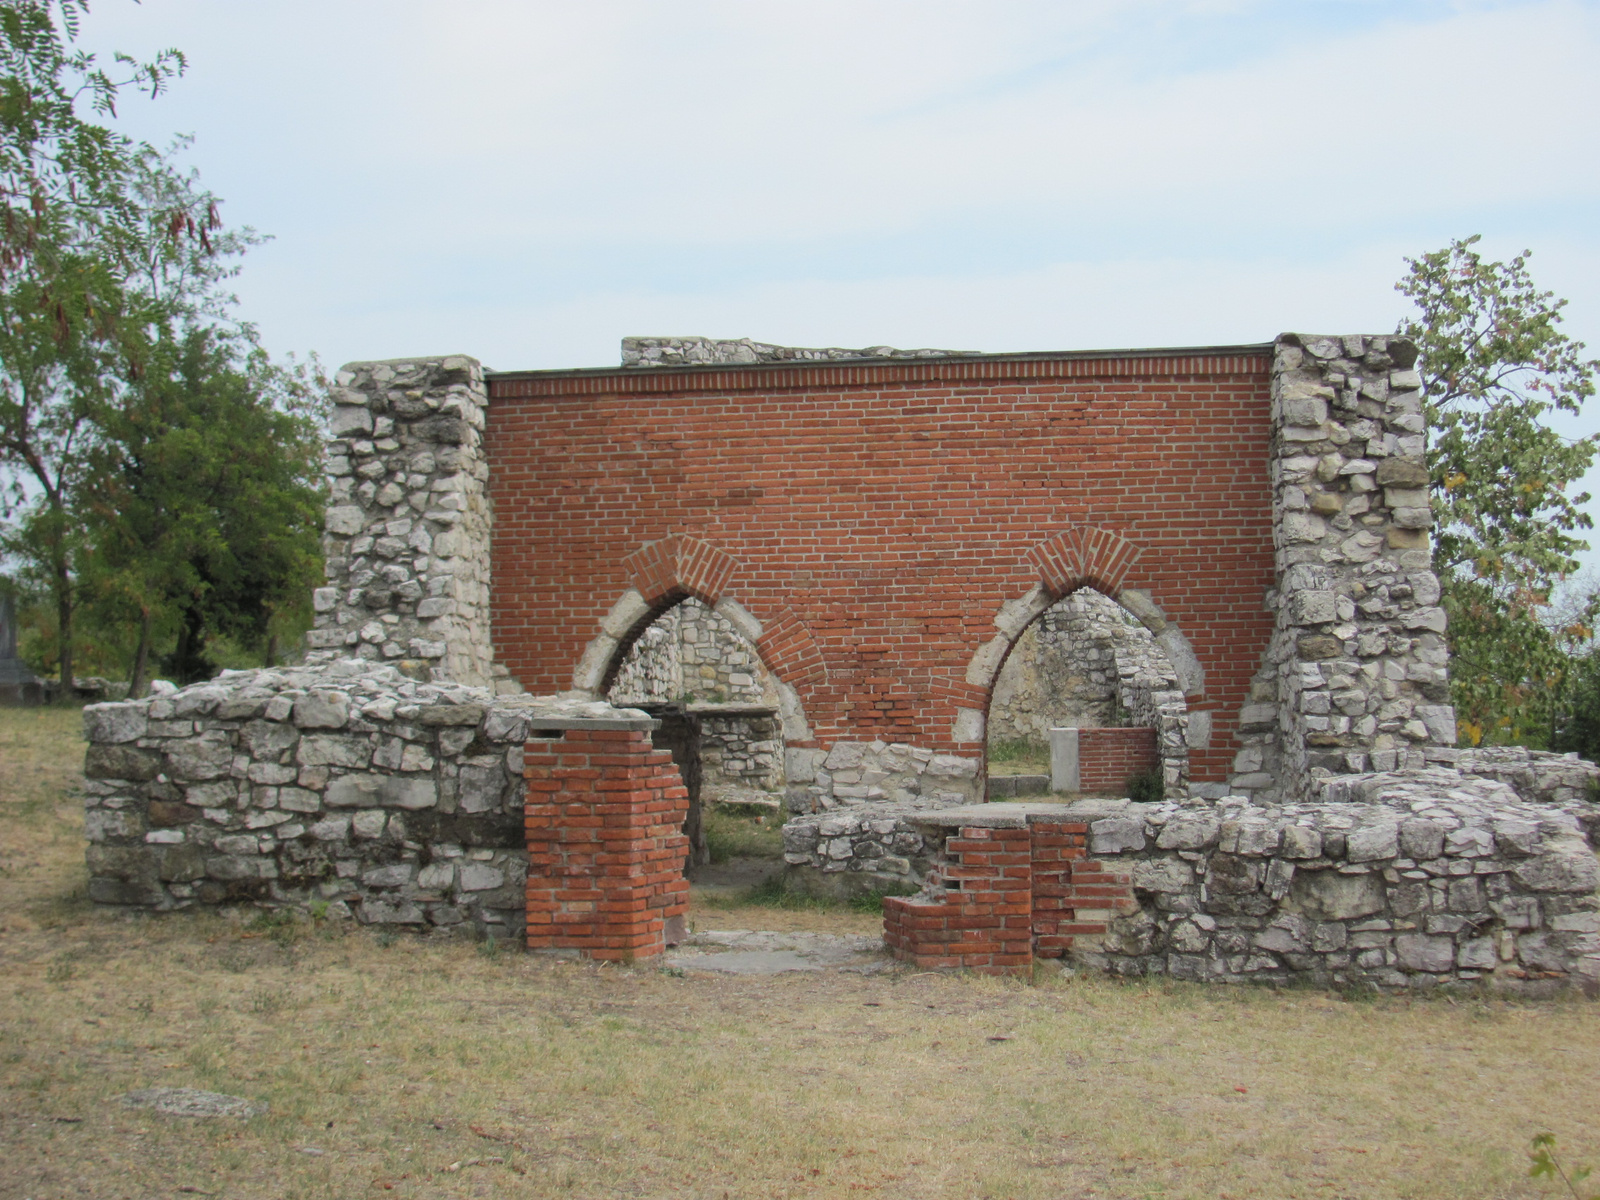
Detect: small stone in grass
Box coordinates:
(118, 1087, 265, 1118)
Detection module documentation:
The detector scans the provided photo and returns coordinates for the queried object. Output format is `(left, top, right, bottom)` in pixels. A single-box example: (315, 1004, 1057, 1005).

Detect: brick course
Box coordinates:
(488, 350, 1275, 781)
(1077, 727, 1159, 793)
(882, 820, 1139, 975)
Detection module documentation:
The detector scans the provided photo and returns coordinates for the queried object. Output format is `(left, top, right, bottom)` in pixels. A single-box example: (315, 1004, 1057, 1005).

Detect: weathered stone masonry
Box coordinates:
(82, 333, 1600, 986)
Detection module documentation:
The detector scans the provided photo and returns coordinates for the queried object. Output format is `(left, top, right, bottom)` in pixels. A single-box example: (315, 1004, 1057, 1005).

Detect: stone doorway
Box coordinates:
(986, 588, 1189, 800)
(605, 597, 789, 901)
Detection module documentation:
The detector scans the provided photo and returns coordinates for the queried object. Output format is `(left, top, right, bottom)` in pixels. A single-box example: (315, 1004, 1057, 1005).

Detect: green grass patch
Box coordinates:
(724, 874, 923, 914)
(987, 737, 1050, 775)
(702, 805, 784, 863)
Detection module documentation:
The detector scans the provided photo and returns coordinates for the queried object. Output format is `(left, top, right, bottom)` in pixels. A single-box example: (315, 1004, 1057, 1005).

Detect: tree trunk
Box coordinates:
(264, 632, 278, 669)
(55, 566, 73, 694)
(170, 603, 209, 684)
(128, 609, 152, 699)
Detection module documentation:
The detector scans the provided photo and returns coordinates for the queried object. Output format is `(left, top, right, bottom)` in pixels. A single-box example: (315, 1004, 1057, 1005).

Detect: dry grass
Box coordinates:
(3, 707, 1600, 1199)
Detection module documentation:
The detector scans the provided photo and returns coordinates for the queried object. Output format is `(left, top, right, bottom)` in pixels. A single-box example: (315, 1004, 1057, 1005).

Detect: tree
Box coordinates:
(1396, 236, 1600, 745)
(80, 325, 325, 693)
(0, 0, 212, 687)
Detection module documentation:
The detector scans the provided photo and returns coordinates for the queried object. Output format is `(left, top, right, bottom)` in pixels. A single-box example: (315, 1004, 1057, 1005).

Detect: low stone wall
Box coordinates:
(697, 708, 784, 796)
(781, 804, 939, 895)
(784, 740, 980, 815)
(81, 660, 648, 940)
(885, 777, 1600, 992)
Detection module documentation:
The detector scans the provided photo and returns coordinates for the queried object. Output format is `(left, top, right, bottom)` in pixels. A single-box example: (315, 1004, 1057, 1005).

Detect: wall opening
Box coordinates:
(985, 588, 1189, 800)
(603, 594, 789, 900)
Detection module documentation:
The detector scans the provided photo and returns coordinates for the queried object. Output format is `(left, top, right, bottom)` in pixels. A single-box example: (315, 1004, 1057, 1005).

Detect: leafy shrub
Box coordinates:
(1125, 767, 1163, 804)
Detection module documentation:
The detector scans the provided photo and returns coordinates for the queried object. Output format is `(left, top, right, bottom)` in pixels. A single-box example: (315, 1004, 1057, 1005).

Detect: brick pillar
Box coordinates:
(882, 826, 1033, 976)
(523, 724, 690, 962)
(1029, 820, 1138, 957)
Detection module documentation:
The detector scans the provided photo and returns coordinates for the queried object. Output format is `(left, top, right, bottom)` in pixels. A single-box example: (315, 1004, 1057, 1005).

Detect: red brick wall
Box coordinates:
(488, 350, 1274, 781)
(523, 729, 689, 961)
(1078, 727, 1159, 793)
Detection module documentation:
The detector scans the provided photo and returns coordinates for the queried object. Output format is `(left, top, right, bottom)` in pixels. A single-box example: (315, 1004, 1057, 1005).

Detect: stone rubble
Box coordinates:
(908, 779, 1600, 991)
(621, 336, 981, 368)
(783, 738, 981, 817)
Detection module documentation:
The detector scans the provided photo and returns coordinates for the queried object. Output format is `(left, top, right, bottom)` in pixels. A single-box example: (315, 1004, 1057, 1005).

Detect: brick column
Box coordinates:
(882, 826, 1033, 976)
(1029, 820, 1138, 957)
(523, 722, 690, 962)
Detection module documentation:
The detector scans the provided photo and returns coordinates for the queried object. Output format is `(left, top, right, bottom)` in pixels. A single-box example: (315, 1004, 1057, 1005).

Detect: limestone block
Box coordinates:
(166, 735, 235, 782)
(1090, 817, 1146, 854)
(1394, 933, 1454, 972)
(85, 744, 163, 782)
(325, 506, 366, 537)
(293, 690, 350, 730)
(325, 773, 437, 810)
(1286, 590, 1337, 626)
(1512, 838, 1600, 893)
(1375, 457, 1428, 486)
(600, 589, 653, 639)
(1129, 856, 1194, 892)
(1345, 822, 1399, 862)
(1399, 819, 1446, 860)
(1156, 814, 1220, 850)
(329, 406, 374, 437)
(1292, 870, 1386, 921)
(83, 703, 149, 745)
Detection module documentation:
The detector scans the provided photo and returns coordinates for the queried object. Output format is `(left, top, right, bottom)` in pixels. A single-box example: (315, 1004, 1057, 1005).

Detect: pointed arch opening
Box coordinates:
(984, 586, 1191, 801)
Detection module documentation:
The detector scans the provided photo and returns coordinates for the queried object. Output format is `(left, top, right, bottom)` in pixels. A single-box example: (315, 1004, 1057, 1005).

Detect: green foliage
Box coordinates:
(1551, 647, 1600, 762)
(1397, 238, 1599, 746)
(1445, 574, 1595, 748)
(1529, 1134, 1599, 1200)
(0, 6, 324, 687)
(988, 737, 1048, 765)
(1124, 766, 1163, 804)
(1397, 236, 1597, 590)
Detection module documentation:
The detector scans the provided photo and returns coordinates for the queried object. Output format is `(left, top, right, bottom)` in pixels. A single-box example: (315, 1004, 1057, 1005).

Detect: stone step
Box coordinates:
(987, 774, 1052, 799)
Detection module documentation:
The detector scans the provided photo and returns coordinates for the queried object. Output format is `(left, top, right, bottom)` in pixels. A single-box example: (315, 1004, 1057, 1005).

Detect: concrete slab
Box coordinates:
(664, 930, 889, 975)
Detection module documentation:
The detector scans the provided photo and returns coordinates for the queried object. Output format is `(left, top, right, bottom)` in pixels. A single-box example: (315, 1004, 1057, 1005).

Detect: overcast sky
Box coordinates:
(80, 0, 1600, 569)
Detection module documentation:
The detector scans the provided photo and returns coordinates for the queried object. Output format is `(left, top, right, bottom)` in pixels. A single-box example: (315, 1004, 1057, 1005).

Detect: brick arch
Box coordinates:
(570, 552, 822, 742)
(1025, 524, 1142, 600)
(619, 534, 740, 607)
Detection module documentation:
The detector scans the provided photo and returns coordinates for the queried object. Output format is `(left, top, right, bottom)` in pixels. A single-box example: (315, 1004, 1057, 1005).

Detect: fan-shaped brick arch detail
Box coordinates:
(1026, 525, 1142, 599)
(620, 535, 739, 607)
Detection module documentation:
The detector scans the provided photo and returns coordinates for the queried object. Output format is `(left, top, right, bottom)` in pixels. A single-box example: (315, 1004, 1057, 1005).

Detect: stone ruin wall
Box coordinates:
(308, 357, 504, 693)
(885, 766, 1600, 991)
(80, 336, 1600, 988)
(1238, 333, 1458, 803)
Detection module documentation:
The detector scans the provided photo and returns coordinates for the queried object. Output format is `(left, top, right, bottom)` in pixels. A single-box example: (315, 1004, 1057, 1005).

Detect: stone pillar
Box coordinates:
(308, 356, 495, 688)
(1260, 334, 1456, 799)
